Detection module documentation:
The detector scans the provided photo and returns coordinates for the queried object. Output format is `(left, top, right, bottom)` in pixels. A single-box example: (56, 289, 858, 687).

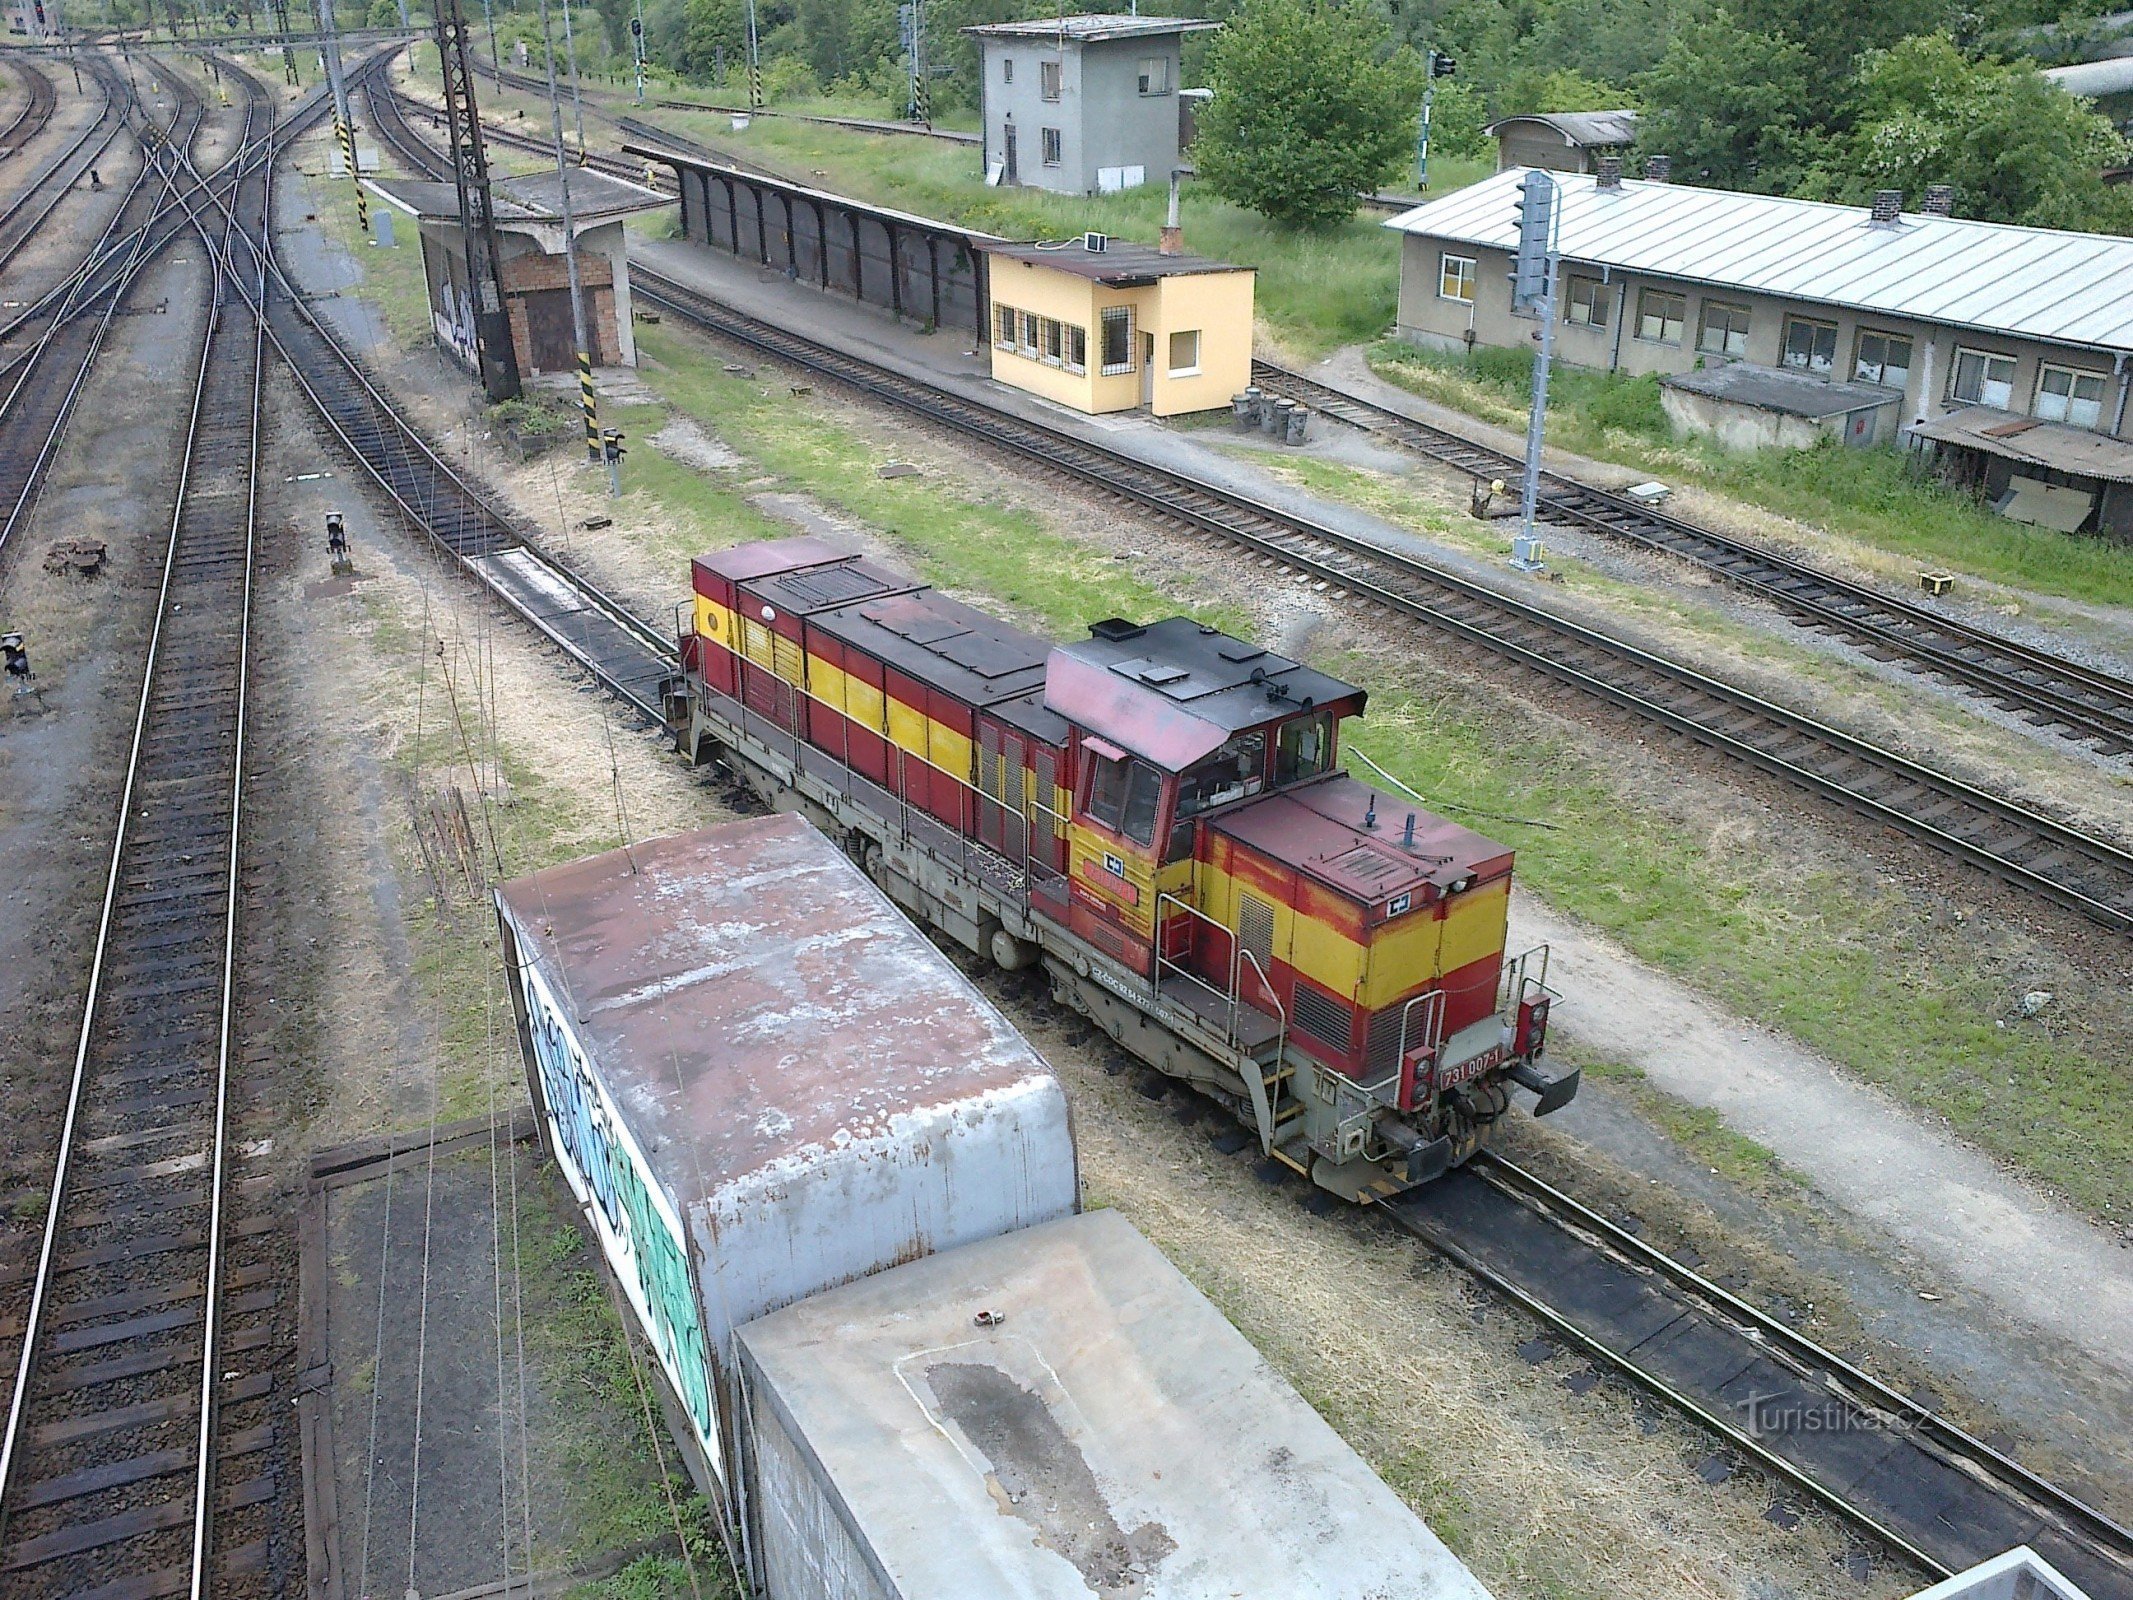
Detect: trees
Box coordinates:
(1810, 34, 2133, 230)
(1194, 0, 1422, 229)
(1634, 9, 1814, 190)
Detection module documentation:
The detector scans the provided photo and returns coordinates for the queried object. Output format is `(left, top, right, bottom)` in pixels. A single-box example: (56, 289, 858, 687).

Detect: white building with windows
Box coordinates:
(963, 14, 1218, 197)
(1386, 163, 2133, 537)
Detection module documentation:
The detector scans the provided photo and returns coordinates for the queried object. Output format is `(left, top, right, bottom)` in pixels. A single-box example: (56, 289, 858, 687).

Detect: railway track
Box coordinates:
(619, 270, 2133, 934)
(1252, 359, 2133, 756)
(311, 95, 2133, 1590)
(0, 52, 128, 280)
(1390, 1155, 2133, 1594)
(0, 78, 282, 1599)
(0, 59, 204, 564)
(0, 57, 58, 158)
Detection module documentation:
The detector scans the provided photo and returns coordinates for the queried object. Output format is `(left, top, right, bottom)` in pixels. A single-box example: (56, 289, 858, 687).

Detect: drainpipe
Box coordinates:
(2111, 351, 2129, 438)
(1610, 273, 1627, 372)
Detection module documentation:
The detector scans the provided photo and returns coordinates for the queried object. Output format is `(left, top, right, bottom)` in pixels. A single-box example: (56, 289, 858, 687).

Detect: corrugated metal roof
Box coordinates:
(1385, 169, 2133, 354)
(1484, 110, 1640, 147)
(961, 12, 1217, 40)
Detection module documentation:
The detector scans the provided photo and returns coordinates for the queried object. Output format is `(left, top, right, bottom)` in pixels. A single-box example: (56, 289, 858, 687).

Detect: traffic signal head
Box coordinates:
(1509, 168, 1556, 312)
(602, 430, 627, 462)
(629, 16, 641, 33)
(1432, 51, 1456, 77)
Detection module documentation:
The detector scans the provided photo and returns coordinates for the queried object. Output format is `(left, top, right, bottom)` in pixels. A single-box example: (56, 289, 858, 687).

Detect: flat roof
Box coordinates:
(739, 1209, 1495, 1600)
(1483, 110, 1639, 147)
(961, 12, 1217, 41)
(1662, 361, 1896, 418)
(367, 169, 671, 226)
(1385, 167, 2133, 355)
(1911, 405, 2133, 483)
(623, 140, 1003, 245)
(495, 815, 1060, 1202)
(1213, 774, 1512, 906)
(981, 237, 1246, 284)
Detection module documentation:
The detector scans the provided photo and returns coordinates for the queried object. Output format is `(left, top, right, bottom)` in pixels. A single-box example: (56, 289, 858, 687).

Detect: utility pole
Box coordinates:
(436, 0, 521, 399)
(744, 0, 760, 110)
(479, 0, 496, 67)
(1417, 47, 1454, 192)
(269, 0, 298, 84)
(558, 0, 587, 160)
(536, 0, 597, 457)
(629, 0, 645, 104)
(1509, 168, 1558, 568)
(316, 0, 368, 234)
(901, 0, 926, 127)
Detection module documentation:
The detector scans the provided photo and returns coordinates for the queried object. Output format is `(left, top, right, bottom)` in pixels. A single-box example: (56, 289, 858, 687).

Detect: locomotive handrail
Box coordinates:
(1236, 948, 1288, 1155)
(1153, 892, 1240, 1037)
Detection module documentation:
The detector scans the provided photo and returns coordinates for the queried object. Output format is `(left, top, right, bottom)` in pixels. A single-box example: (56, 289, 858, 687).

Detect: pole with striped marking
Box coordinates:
(579, 350, 599, 461)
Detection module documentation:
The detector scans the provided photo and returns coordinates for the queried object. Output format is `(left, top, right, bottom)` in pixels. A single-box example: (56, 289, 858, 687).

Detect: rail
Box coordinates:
(1252, 358, 2133, 757)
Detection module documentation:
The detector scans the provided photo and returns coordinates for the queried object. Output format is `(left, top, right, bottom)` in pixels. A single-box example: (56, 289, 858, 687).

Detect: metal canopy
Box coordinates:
(1386, 168, 2133, 355)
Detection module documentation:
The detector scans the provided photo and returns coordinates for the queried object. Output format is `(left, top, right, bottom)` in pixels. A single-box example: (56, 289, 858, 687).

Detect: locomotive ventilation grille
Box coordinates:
(1290, 982, 1355, 1053)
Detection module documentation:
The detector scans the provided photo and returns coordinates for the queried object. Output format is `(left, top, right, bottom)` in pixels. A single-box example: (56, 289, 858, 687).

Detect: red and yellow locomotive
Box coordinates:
(669, 537, 1577, 1199)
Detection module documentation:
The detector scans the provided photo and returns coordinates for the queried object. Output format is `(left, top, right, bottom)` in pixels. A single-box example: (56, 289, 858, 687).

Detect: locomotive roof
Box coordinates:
(1046, 618, 1365, 771)
(1213, 773, 1512, 906)
(808, 587, 1053, 707)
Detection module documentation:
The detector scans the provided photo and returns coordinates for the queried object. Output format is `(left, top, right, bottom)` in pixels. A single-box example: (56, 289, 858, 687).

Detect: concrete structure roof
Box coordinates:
(1662, 361, 1894, 418)
(2042, 55, 2133, 95)
(1384, 167, 2133, 355)
(1483, 110, 1640, 147)
(979, 237, 1244, 284)
(367, 170, 671, 227)
(960, 12, 1217, 42)
(1910, 405, 2133, 482)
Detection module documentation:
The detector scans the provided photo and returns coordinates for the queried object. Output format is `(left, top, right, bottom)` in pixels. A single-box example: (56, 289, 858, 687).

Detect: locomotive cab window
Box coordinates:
(1274, 713, 1333, 784)
(1176, 730, 1266, 820)
(1084, 751, 1162, 846)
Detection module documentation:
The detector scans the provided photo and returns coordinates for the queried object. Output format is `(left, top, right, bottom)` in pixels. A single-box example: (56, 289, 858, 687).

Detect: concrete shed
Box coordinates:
(368, 170, 671, 379)
(1661, 361, 1898, 448)
(496, 814, 1080, 1516)
(737, 1208, 1496, 1600)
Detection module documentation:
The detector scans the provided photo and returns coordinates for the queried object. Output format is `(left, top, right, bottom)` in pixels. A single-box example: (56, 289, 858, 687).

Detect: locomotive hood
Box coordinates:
(1210, 774, 1514, 914)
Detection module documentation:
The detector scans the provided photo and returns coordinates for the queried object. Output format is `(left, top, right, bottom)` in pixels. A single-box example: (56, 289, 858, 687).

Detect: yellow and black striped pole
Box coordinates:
(337, 115, 368, 233)
(579, 350, 599, 461)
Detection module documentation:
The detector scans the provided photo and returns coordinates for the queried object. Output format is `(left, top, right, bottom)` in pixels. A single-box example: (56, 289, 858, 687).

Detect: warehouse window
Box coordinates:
(2034, 364, 2107, 428)
(1853, 329, 1912, 390)
(1137, 55, 1171, 94)
(1041, 126, 1062, 166)
(1781, 316, 1837, 374)
(1100, 306, 1134, 374)
(1565, 276, 1608, 328)
(1040, 59, 1061, 100)
(1063, 324, 1088, 373)
(1697, 300, 1751, 357)
(1635, 289, 1685, 345)
(1438, 253, 1475, 303)
(993, 301, 1016, 349)
(1001, 56, 1013, 83)
(1168, 329, 1201, 375)
(1084, 752, 1161, 846)
(1952, 347, 2016, 408)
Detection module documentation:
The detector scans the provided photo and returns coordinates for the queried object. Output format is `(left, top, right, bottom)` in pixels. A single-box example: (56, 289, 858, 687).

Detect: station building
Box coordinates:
(368, 170, 671, 379)
(1385, 165, 2133, 537)
(962, 13, 1217, 196)
(977, 234, 1253, 417)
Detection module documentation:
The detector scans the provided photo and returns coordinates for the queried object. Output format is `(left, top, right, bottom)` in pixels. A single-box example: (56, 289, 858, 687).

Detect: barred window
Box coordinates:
(1063, 324, 1087, 373)
(1100, 306, 1133, 374)
(993, 302, 1015, 349)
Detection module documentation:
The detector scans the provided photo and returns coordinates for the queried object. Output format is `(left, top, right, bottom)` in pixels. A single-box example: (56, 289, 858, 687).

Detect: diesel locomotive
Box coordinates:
(665, 536, 1578, 1200)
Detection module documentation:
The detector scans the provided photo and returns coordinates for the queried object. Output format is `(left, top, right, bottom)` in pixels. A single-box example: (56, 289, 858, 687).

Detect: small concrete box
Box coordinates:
(737, 1209, 1495, 1600)
(496, 814, 1080, 1514)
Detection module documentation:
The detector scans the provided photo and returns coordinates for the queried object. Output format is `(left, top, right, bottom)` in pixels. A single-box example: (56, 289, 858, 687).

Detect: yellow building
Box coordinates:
(977, 237, 1255, 417)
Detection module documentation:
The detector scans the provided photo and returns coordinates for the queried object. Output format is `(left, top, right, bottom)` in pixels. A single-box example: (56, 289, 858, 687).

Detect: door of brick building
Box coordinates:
(521, 287, 607, 373)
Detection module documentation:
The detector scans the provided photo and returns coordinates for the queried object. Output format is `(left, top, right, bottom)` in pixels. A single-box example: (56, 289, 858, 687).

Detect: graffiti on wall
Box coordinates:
(520, 957, 723, 1477)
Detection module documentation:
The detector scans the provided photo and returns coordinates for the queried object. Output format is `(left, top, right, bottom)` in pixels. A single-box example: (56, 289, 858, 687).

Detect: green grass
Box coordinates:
(1368, 340, 2133, 607)
(612, 318, 2133, 1222)
(636, 107, 1437, 359)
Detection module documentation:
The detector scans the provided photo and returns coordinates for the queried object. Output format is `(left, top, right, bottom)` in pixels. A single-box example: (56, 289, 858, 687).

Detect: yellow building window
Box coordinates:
(994, 301, 1016, 349)
(1064, 323, 1088, 373)
(1100, 306, 1134, 374)
(1168, 329, 1201, 375)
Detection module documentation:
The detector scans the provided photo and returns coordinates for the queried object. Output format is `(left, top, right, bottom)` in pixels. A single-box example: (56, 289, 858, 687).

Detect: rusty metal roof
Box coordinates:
(496, 815, 1066, 1192)
(981, 238, 1247, 285)
(1213, 775, 1512, 907)
(808, 588, 1053, 707)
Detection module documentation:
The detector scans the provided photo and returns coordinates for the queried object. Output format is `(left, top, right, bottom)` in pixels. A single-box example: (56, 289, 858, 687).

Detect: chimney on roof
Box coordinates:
(1595, 155, 1623, 190)
(1922, 183, 1955, 217)
(1160, 164, 1189, 254)
(1869, 188, 1905, 226)
(1643, 154, 1670, 183)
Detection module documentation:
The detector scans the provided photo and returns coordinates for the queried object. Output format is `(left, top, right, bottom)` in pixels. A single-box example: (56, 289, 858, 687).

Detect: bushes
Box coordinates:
(1372, 342, 1673, 443)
